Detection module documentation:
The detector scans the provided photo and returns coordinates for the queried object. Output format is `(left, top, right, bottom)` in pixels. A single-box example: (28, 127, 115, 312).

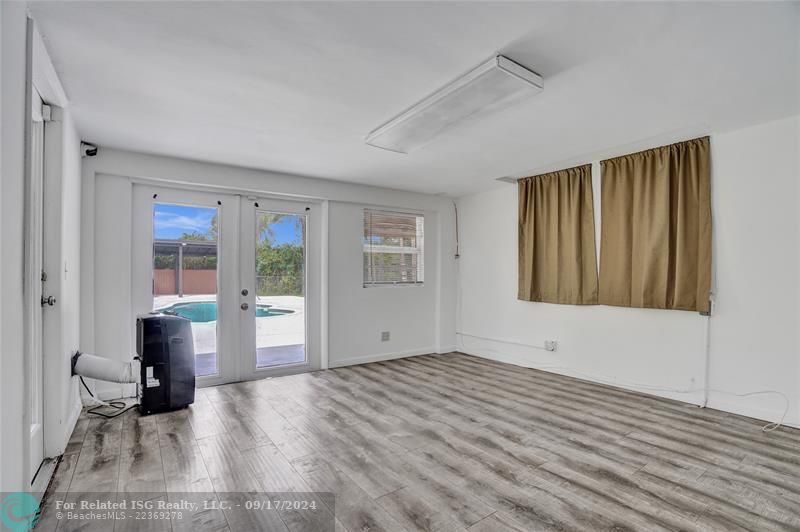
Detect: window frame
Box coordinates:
(362, 208, 425, 288)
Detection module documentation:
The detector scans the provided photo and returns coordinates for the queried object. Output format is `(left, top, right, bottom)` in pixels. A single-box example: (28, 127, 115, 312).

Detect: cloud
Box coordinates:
(154, 210, 215, 233)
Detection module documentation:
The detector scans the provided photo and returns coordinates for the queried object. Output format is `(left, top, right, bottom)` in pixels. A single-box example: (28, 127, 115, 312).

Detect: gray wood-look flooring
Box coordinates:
(40, 353, 800, 531)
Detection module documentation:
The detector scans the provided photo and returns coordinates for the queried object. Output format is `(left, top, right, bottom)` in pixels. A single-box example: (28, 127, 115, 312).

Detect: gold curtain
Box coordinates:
(518, 164, 598, 305)
(599, 137, 712, 312)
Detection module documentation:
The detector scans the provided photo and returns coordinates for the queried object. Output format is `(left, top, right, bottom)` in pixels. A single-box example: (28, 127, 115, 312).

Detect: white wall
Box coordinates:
(81, 149, 457, 397)
(328, 203, 441, 366)
(1, 0, 4, 490)
(707, 116, 799, 423)
(0, 1, 28, 492)
(456, 115, 800, 427)
(89, 174, 133, 398)
(60, 112, 83, 443)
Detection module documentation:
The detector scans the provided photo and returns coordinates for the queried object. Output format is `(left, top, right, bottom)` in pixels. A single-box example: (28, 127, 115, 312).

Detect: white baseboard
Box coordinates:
(457, 337, 798, 429)
(330, 347, 435, 368)
(459, 345, 703, 406)
(436, 345, 458, 354)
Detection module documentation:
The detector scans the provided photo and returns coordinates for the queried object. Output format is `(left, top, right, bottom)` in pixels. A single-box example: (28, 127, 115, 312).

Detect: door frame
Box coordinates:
(238, 195, 322, 380)
(23, 17, 73, 488)
(25, 88, 46, 483)
(132, 184, 324, 386)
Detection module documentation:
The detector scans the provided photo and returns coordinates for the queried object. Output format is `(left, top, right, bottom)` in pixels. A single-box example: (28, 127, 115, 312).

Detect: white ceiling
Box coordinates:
(30, 1, 799, 196)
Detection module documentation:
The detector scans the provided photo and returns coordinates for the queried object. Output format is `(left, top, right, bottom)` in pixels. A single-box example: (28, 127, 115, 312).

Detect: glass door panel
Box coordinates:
(254, 211, 307, 368)
(240, 196, 318, 380)
(151, 203, 220, 377)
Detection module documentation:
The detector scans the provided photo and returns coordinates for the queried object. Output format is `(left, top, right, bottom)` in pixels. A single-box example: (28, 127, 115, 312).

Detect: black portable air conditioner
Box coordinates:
(136, 314, 196, 415)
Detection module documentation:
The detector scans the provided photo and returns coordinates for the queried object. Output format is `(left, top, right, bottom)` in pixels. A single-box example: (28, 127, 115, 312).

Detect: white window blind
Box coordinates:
(363, 210, 424, 286)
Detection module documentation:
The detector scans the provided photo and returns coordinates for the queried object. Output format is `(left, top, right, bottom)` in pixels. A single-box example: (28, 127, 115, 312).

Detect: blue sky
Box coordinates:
(259, 215, 302, 246)
(154, 203, 300, 245)
(154, 204, 216, 239)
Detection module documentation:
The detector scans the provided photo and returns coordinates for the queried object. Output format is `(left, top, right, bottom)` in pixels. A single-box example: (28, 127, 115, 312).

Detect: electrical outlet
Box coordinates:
(381, 331, 390, 342)
(544, 340, 558, 352)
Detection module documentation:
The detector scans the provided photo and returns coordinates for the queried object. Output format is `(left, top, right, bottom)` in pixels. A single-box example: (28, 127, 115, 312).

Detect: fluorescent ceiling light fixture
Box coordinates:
(365, 55, 543, 154)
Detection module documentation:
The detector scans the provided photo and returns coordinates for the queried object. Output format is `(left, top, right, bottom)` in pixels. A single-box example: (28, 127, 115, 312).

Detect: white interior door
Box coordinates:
(238, 197, 321, 379)
(27, 90, 45, 482)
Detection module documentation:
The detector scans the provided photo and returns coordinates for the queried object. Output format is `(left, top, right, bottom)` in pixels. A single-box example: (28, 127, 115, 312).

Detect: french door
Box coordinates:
(133, 185, 320, 386)
(238, 195, 320, 380)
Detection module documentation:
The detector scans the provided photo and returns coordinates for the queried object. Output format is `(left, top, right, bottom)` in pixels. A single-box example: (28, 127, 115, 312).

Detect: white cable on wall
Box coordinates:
(700, 288, 717, 408)
(701, 310, 712, 408)
(459, 332, 551, 351)
(455, 332, 789, 433)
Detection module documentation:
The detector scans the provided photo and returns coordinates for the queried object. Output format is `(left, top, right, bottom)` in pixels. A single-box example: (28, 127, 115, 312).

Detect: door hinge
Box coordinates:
(41, 270, 48, 282)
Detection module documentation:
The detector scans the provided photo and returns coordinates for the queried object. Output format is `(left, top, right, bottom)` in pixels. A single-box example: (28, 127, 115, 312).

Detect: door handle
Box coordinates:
(241, 303, 249, 311)
(41, 295, 56, 307)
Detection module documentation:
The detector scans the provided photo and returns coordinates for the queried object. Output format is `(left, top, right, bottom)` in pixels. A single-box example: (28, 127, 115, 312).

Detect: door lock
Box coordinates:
(241, 303, 249, 311)
(241, 289, 248, 296)
(41, 295, 56, 307)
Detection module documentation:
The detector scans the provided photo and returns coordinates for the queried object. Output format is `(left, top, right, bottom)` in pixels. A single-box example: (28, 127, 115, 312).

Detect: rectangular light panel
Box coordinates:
(365, 55, 543, 154)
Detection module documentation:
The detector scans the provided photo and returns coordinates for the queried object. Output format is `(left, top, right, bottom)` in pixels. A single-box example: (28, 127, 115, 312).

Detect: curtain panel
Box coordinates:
(518, 164, 598, 305)
(598, 136, 712, 312)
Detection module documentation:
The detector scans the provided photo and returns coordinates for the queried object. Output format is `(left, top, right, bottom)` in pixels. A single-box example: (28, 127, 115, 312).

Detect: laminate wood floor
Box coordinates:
(41, 353, 800, 531)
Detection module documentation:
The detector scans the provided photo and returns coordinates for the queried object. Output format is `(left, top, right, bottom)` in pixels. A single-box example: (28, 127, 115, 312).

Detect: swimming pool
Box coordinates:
(160, 301, 293, 323)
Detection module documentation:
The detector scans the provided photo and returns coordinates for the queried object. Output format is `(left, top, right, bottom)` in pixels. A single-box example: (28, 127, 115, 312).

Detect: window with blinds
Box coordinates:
(363, 209, 424, 286)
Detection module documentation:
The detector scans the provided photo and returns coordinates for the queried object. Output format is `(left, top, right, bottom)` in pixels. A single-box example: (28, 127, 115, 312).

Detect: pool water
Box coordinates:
(160, 301, 293, 322)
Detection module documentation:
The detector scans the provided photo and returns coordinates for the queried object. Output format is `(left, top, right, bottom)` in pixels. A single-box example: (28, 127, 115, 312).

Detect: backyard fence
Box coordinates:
(154, 269, 217, 295)
(154, 271, 302, 297)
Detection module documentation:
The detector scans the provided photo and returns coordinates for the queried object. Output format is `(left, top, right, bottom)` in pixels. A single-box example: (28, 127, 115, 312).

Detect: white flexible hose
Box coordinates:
(73, 352, 139, 384)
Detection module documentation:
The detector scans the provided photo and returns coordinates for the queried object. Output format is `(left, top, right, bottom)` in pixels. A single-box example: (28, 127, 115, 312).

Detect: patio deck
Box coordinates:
(153, 294, 305, 376)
